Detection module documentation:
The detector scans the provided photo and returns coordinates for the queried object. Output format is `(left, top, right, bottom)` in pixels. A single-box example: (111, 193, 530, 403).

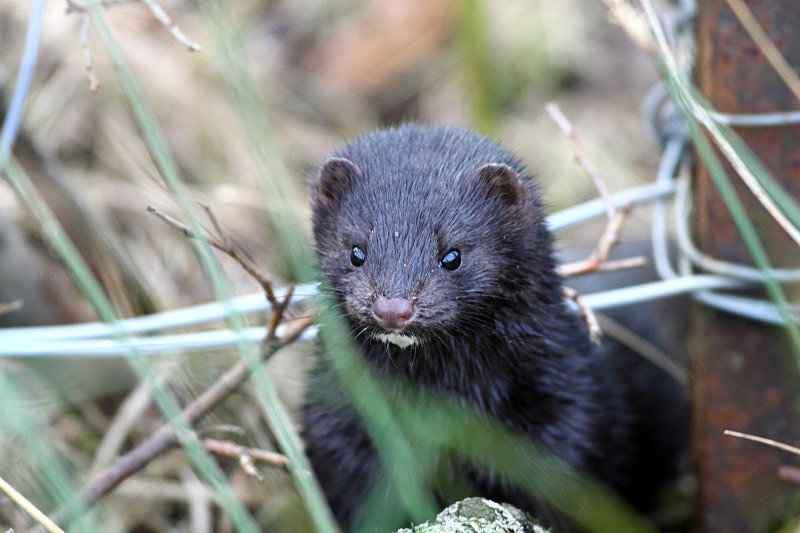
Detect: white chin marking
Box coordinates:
(374, 332, 419, 348)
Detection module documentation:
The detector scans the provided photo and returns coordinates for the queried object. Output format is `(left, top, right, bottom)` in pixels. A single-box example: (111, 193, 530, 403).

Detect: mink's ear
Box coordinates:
(473, 163, 526, 207)
(312, 157, 362, 209)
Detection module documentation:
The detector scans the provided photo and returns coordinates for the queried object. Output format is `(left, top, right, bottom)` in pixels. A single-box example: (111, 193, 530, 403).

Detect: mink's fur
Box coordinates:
(302, 124, 687, 530)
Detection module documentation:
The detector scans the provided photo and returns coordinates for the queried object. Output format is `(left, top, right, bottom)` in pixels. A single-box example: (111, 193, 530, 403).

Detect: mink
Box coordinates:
(302, 124, 687, 530)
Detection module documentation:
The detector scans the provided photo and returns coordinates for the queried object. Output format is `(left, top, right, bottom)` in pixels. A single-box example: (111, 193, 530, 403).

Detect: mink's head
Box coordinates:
(311, 125, 561, 349)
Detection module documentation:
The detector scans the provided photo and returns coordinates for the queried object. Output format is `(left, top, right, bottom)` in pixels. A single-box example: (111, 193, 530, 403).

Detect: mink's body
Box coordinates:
(302, 125, 686, 530)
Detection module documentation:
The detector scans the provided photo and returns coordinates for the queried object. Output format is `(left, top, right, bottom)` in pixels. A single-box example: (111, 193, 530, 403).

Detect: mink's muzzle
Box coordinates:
(372, 296, 415, 331)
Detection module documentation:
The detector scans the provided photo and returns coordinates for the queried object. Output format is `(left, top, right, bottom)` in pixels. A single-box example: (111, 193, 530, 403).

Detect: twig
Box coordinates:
(139, 0, 202, 51)
(69, 315, 314, 513)
(563, 286, 603, 342)
(0, 474, 66, 533)
(203, 424, 247, 438)
(203, 438, 289, 478)
(78, 12, 100, 92)
(197, 201, 294, 337)
(0, 300, 23, 316)
(546, 102, 615, 221)
(65, 0, 200, 91)
(65, 0, 200, 51)
(557, 201, 644, 340)
(200, 202, 230, 248)
(147, 205, 279, 309)
(597, 313, 689, 386)
(180, 469, 213, 533)
(724, 430, 800, 456)
(593, 256, 648, 272)
(90, 381, 154, 475)
(557, 203, 645, 277)
(267, 284, 295, 339)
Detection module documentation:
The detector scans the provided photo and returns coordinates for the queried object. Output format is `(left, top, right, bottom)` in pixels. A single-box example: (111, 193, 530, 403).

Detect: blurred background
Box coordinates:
(0, 0, 680, 531)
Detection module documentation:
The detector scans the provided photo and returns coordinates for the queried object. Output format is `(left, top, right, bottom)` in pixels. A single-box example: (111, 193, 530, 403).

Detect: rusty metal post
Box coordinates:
(693, 1, 800, 530)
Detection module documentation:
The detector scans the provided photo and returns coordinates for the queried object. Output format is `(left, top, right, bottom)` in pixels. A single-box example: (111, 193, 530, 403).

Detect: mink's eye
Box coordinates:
(350, 246, 366, 267)
(439, 249, 461, 271)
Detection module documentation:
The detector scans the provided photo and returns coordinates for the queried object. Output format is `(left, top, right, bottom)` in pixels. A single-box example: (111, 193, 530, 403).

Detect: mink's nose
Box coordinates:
(373, 296, 414, 331)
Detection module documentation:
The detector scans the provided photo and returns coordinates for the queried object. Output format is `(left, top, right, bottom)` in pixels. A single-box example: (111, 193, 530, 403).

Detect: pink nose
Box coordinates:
(373, 297, 414, 331)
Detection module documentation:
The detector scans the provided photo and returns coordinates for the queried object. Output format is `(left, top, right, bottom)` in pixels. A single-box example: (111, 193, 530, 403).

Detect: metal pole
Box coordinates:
(693, 1, 800, 530)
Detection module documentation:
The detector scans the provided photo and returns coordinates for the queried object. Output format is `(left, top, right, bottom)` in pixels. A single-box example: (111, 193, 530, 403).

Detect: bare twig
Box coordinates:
(203, 438, 288, 475)
(180, 469, 213, 533)
(65, 0, 200, 90)
(90, 381, 154, 475)
(200, 202, 231, 248)
(546, 102, 615, 220)
(563, 286, 603, 342)
(724, 430, 800, 456)
(557, 203, 646, 277)
(203, 424, 247, 438)
(267, 284, 296, 339)
(78, 12, 100, 93)
(147, 205, 280, 309)
(0, 474, 66, 533)
(597, 314, 689, 386)
(64, 0, 200, 50)
(69, 315, 314, 513)
(545, 105, 647, 334)
(139, 0, 202, 51)
(592, 256, 648, 272)
(0, 300, 23, 316)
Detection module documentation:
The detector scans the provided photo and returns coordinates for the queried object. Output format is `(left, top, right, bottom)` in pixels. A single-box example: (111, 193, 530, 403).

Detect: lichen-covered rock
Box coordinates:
(394, 497, 550, 533)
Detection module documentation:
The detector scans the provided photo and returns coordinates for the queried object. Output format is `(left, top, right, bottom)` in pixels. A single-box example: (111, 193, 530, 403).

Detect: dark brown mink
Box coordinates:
(302, 124, 687, 530)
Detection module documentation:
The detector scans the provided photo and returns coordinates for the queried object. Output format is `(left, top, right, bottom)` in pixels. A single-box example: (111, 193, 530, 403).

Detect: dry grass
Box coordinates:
(0, 0, 664, 530)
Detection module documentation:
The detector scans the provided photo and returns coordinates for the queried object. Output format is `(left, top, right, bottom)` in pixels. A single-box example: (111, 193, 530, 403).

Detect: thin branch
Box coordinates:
(594, 256, 648, 272)
(724, 430, 800, 456)
(563, 286, 603, 342)
(203, 438, 288, 473)
(597, 313, 689, 386)
(203, 424, 247, 438)
(65, 0, 200, 51)
(90, 381, 154, 475)
(147, 205, 279, 309)
(0, 474, 66, 533)
(139, 0, 202, 51)
(267, 283, 295, 339)
(70, 315, 314, 512)
(200, 202, 231, 248)
(546, 102, 615, 221)
(180, 469, 213, 533)
(557, 202, 645, 277)
(78, 11, 100, 92)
